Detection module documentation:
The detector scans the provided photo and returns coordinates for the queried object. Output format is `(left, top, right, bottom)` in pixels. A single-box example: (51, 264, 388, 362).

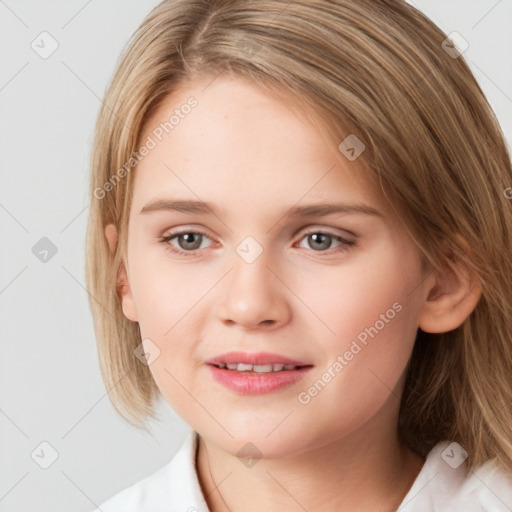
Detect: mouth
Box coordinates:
(205, 350, 312, 367)
(205, 351, 314, 394)
(209, 362, 310, 373)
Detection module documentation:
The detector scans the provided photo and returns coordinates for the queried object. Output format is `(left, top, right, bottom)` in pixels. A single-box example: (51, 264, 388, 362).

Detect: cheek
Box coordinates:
(127, 255, 214, 403)
(296, 243, 420, 343)
(129, 250, 209, 334)
(294, 243, 422, 395)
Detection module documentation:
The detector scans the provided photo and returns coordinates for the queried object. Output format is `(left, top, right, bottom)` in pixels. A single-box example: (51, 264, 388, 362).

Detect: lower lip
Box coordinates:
(206, 364, 313, 395)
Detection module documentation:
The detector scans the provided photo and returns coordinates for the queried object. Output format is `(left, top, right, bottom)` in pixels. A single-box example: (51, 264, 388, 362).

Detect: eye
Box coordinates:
(160, 230, 212, 256)
(160, 228, 356, 257)
(296, 229, 356, 253)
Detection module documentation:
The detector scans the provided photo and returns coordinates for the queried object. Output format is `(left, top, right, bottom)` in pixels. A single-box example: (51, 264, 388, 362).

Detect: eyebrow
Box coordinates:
(140, 199, 383, 218)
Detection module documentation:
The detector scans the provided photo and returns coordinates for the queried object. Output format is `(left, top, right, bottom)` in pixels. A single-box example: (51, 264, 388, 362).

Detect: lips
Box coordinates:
(205, 351, 314, 394)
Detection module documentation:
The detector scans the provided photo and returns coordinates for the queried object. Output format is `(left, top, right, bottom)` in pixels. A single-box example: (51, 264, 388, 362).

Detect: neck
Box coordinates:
(195, 418, 425, 512)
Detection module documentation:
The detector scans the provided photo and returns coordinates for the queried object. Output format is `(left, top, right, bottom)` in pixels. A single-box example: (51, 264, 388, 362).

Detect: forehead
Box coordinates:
(133, 74, 389, 219)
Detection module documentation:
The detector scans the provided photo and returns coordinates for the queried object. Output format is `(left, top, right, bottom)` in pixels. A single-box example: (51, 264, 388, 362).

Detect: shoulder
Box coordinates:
(88, 429, 208, 512)
(399, 440, 512, 512)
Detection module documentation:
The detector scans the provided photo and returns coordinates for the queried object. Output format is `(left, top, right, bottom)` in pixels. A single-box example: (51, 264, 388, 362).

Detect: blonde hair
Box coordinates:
(85, 0, 512, 472)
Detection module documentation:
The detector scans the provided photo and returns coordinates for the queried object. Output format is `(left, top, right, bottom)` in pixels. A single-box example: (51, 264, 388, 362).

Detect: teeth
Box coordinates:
(252, 364, 273, 373)
(218, 363, 302, 372)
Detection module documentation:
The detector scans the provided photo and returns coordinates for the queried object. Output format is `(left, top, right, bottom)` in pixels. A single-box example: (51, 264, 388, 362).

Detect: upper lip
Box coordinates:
(205, 351, 312, 366)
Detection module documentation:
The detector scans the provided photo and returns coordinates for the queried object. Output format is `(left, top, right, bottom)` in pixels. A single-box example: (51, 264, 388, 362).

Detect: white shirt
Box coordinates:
(90, 428, 512, 511)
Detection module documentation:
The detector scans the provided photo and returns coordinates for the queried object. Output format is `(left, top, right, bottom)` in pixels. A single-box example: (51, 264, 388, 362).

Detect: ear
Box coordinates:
(418, 237, 481, 333)
(104, 223, 139, 323)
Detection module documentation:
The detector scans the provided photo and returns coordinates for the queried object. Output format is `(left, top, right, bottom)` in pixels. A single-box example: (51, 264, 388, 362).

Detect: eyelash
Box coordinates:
(159, 228, 356, 257)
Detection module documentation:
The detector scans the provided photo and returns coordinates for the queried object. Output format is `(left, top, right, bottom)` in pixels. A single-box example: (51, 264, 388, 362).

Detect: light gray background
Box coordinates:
(0, 1, 511, 511)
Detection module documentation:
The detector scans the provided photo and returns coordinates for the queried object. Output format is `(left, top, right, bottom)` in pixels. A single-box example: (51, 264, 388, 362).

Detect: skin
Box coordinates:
(105, 73, 481, 511)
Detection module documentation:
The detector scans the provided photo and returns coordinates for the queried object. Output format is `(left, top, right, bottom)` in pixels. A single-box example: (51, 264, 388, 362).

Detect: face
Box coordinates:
(120, 73, 430, 458)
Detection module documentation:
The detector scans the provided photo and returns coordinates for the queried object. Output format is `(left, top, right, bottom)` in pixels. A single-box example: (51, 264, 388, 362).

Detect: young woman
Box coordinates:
(86, 1, 512, 510)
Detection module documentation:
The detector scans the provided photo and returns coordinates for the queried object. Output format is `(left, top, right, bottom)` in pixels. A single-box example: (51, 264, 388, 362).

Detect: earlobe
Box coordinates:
(104, 223, 139, 323)
(418, 250, 482, 334)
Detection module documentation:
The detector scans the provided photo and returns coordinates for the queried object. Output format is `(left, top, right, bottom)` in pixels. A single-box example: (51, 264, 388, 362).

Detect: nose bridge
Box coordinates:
(217, 235, 289, 328)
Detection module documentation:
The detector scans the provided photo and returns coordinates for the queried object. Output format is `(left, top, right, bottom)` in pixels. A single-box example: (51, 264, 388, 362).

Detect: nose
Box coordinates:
(217, 251, 291, 330)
